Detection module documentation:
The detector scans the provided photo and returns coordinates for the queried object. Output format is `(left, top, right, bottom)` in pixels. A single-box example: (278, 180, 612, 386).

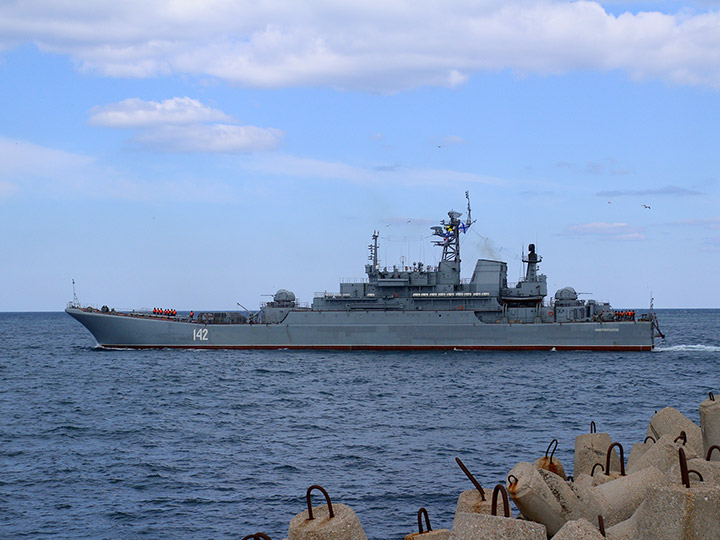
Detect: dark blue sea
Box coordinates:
(2, 309, 719, 539)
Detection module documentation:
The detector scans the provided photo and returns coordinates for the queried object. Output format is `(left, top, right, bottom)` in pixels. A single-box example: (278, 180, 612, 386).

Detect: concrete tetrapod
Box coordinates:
(626, 436, 656, 471)
(662, 457, 720, 486)
(454, 490, 501, 517)
(453, 458, 504, 518)
(450, 485, 546, 540)
(533, 439, 567, 480)
(506, 462, 598, 536)
(507, 460, 664, 533)
(551, 518, 605, 540)
(605, 483, 720, 540)
(405, 508, 450, 540)
(627, 434, 699, 474)
(287, 486, 367, 540)
(575, 423, 621, 477)
(645, 407, 703, 457)
(700, 393, 720, 460)
(589, 464, 664, 525)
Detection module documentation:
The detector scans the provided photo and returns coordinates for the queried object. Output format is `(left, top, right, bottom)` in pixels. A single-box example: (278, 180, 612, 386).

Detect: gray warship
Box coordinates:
(66, 194, 661, 350)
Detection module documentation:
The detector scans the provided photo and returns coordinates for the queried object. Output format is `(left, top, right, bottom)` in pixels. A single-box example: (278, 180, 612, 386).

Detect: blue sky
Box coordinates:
(2, 0, 720, 310)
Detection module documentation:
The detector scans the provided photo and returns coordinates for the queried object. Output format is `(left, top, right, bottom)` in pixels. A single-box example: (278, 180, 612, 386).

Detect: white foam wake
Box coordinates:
(655, 344, 720, 352)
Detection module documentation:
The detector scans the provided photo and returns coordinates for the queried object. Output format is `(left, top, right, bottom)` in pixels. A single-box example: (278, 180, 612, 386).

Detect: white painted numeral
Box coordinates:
(193, 328, 208, 341)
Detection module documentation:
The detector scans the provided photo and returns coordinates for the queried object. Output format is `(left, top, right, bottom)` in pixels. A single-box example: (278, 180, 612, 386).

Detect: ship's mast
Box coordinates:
(431, 191, 475, 263)
(368, 230, 379, 272)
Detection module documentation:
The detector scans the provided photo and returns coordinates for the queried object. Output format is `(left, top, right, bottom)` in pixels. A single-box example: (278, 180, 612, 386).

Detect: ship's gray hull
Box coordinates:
(66, 308, 654, 351)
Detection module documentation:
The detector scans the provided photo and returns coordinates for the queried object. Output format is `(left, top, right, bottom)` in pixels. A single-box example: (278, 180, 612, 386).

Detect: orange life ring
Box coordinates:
(548, 311, 554, 317)
(458, 305, 464, 310)
(393, 292, 398, 298)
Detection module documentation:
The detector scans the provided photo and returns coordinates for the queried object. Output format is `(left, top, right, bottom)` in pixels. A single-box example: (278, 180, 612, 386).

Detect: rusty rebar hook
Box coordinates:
(598, 515, 606, 537)
(590, 421, 597, 434)
(674, 431, 687, 445)
(679, 448, 691, 488)
(417, 507, 432, 533)
(644, 436, 656, 444)
(706, 445, 720, 461)
(491, 484, 511, 518)
(455, 457, 486, 501)
(507, 474, 518, 485)
(710, 392, 715, 401)
(306, 485, 334, 520)
(605, 442, 626, 476)
(545, 439, 559, 463)
(591, 463, 605, 476)
(241, 534, 272, 540)
(688, 470, 704, 483)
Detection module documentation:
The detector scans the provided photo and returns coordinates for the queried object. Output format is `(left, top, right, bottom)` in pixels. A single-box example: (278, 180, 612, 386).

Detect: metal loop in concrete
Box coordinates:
(491, 484, 511, 518)
(417, 507, 432, 533)
(605, 442, 626, 476)
(674, 431, 687, 445)
(306, 485, 334, 520)
(545, 439, 558, 463)
(706, 445, 720, 461)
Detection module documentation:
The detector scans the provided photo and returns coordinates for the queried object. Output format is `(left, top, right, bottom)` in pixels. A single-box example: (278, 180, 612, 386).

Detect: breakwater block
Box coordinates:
(575, 423, 621, 477)
(627, 434, 698, 474)
(627, 436, 656, 470)
(700, 393, 720, 460)
(451, 485, 545, 539)
(645, 407, 703, 457)
(533, 438, 566, 480)
(404, 508, 450, 540)
(287, 485, 367, 540)
(506, 462, 588, 536)
(450, 512, 546, 540)
(452, 458, 501, 518)
(606, 484, 720, 540)
(454, 489, 500, 517)
(551, 518, 605, 539)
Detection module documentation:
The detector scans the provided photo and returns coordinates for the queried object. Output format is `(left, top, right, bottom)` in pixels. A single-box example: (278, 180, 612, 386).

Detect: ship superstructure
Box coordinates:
(66, 194, 660, 350)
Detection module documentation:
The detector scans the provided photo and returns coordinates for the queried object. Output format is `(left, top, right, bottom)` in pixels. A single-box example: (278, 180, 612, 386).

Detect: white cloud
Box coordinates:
(133, 123, 283, 153)
(597, 185, 702, 196)
(0, 136, 240, 201)
(89, 97, 283, 153)
(0, 137, 502, 201)
(1, 1, 720, 90)
(0, 137, 94, 179)
(565, 221, 645, 239)
(241, 154, 507, 186)
(88, 97, 231, 127)
(674, 216, 720, 229)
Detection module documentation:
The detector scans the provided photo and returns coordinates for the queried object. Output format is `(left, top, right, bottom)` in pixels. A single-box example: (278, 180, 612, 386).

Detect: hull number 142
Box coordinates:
(193, 328, 209, 341)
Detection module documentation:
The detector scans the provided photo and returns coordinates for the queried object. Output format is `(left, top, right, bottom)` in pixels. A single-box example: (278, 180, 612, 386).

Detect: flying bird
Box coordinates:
(642, 204, 651, 209)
